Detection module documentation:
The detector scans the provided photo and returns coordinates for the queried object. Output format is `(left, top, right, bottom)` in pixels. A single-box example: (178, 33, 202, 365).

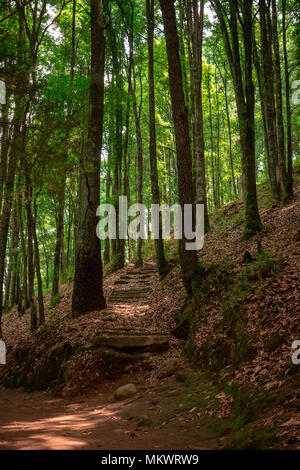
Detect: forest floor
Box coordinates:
(0, 376, 221, 450)
(0, 172, 299, 450)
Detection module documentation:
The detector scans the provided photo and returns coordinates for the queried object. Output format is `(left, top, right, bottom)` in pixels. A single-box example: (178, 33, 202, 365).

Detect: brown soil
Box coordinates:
(0, 376, 218, 450)
(1, 175, 299, 450)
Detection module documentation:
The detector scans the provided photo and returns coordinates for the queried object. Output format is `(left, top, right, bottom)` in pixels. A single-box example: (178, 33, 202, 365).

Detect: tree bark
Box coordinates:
(159, 0, 198, 294)
(271, 0, 292, 200)
(211, 0, 261, 237)
(282, 0, 293, 196)
(192, 0, 210, 232)
(33, 199, 44, 325)
(146, 0, 168, 277)
(72, 0, 106, 315)
(104, 167, 111, 265)
(258, 0, 280, 199)
(51, 183, 65, 302)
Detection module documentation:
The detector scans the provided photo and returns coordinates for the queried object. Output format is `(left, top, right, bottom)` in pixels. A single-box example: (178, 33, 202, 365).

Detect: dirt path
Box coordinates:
(0, 375, 220, 450)
(0, 263, 220, 450)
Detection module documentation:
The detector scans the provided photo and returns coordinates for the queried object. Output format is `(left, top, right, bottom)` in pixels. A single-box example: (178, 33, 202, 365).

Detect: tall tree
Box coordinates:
(72, 0, 106, 315)
(159, 0, 198, 294)
(191, 0, 210, 232)
(258, 0, 280, 199)
(271, 0, 293, 200)
(211, 0, 262, 237)
(146, 0, 169, 277)
(282, 0, 293, 193)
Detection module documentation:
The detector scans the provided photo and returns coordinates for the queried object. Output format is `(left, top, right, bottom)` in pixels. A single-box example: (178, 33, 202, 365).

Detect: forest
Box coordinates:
(0, 0, 299, 453)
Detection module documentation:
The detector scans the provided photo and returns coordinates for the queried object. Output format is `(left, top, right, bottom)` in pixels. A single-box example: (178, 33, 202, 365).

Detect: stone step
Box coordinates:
(92, 332, 169, 350)
(111, 288, 149, 295)
(108, 297, 147, 304)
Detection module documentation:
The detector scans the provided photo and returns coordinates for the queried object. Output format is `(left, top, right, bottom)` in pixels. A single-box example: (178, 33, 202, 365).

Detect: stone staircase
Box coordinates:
(91, 263, 169, 368)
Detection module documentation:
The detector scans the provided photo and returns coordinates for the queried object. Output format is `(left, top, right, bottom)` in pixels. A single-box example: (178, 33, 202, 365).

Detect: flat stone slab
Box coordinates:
(93, 333, 169, 350)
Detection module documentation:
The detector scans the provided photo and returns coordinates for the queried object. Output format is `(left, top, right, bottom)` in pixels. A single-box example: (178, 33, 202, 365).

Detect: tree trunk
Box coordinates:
(72, 0, 106, 315)
(211, 0, 261, 237)
(18, 190, 29, 309)
(271, 0, 292, 200)
(0, 100, 10, 211)
(25, 178, 37, 332)
(0, 96, 28, 336)
(33, 200, 44, 325)
(104, 168, 111, 265)
(129, 37, 143, 268)
(51, 184, 65, 302)
(259, 0, 280, 199)
(223, 66, 237, 197)
(159, 0, 198, 294)
(146, 0, 168, 277)
(207, 69, 216, 207)
(192, 0, 210, 232)
(282, 0, 293, 195)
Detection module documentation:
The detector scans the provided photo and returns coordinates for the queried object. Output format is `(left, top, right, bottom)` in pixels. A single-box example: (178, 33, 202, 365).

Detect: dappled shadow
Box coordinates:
(0, 389, 132, 450)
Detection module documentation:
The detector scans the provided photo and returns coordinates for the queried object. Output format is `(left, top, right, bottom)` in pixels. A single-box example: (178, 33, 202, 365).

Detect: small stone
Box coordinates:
(157, 358, 178, 379)
(114, 383, 137, 401)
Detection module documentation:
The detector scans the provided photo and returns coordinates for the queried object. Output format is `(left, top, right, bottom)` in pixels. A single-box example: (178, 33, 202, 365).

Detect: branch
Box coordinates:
(0, 0, 34, 24)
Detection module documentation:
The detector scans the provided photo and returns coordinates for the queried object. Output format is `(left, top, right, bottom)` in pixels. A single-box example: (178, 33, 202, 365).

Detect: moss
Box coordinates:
(1, 341, 74, 393)
(103, 254, 124, 275)
(228, 424, 277, 450)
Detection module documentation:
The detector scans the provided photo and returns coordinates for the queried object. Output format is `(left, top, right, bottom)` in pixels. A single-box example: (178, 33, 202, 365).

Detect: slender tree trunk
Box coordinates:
(223, 67, 237, 197)
(18, 190, 29, 308)
(33, 200, 44, 325)
(271, 0, 292, 200)
(207, 69, 216, 207)
(104, 168, 111, 265)
(215, 71, 221, 208)
(282, 0, 293, 195)
(259, 0, 280, 199)
(4, 235, 12, 310)
(0, 96, 28, 336)
(159, 0, 198, 294)
(192, 0, 210, 232)
(51, 184, 65, 302)
(211, 0, 261, 237)
(72, 0, 106, 315)
(25, 178, 37, 332)
(129, 31, 143, 268)
(9, 199, 20, 308)
(0, 100, 10, 211)
(133, 73, 143, 268)
(146, 0, 168, 277)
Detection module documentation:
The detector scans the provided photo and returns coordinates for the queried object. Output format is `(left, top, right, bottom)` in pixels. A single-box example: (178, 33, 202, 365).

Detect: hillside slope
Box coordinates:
(1, 173, 299, 449)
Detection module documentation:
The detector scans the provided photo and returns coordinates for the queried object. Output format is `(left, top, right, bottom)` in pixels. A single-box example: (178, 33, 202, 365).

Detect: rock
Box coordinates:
(157, 358, 178, 379)
(114, 383, 137, 401)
